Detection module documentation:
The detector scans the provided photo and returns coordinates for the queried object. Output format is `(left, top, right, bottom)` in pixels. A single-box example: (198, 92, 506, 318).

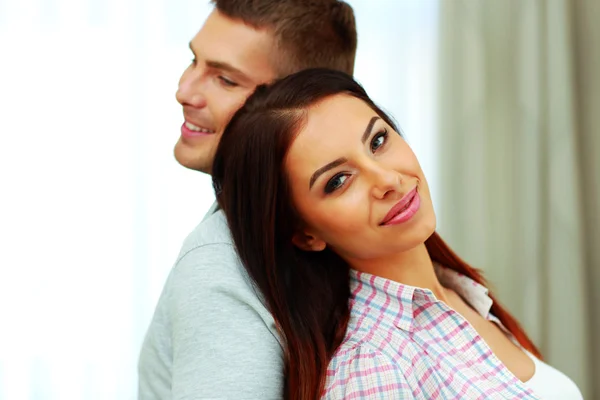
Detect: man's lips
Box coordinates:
(181, 120, 216, 139)
(380, 187, 418, 225)
(183, 120, 215, 134)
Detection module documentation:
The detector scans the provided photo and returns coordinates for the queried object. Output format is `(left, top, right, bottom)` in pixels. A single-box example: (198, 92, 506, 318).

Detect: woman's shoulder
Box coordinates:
(340, 297, 415, 358)
(326, 304, 416, 377)
(323, 341, 413, 399)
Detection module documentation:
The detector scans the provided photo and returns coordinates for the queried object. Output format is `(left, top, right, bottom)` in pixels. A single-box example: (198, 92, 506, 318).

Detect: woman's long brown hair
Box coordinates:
(212, 68, 540, 400)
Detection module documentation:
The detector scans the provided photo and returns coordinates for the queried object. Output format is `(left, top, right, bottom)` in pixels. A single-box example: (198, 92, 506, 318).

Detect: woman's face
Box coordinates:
(285, 94, 436, 264)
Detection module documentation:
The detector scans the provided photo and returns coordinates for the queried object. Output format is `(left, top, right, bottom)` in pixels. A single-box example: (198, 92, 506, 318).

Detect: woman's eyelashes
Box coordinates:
(370, 128, 388, 152)
(322, 129, 389, 195)
(324, 173, 349, 194)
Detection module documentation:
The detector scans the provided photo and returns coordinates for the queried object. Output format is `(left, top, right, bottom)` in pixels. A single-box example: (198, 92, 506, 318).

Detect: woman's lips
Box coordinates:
(380, 187, 420, 226)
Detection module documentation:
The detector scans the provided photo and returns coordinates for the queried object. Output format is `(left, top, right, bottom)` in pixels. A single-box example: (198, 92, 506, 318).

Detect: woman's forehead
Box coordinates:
(285, 96, 381, 181)
(300, 96, 376, 141)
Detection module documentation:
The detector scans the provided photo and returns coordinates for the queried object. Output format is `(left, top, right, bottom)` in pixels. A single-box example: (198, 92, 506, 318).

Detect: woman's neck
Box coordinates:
(347, 243, 449, 302)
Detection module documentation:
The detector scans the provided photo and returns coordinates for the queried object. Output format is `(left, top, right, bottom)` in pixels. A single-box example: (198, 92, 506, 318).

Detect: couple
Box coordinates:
(139, 1, 582, 399)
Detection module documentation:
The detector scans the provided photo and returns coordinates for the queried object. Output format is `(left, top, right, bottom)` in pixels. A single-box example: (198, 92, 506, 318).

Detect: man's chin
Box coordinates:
(173, 139, 213, 174)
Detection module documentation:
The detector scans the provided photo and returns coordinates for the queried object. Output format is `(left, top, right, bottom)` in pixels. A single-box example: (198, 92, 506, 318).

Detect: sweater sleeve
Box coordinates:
(139, 242, 284, 400)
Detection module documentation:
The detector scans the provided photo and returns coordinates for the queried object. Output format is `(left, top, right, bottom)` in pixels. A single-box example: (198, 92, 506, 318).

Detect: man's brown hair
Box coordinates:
(211, 0, 357, 76)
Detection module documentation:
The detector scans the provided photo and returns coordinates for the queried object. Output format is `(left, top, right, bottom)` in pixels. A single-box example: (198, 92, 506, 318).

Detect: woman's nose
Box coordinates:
(369, 165, 403, 200)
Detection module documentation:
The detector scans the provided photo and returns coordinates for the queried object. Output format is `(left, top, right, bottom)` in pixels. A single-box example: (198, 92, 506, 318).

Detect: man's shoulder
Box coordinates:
(171, 209, 254, 292)
(178, 208, 234, 256)
(140, 209, 283, 399)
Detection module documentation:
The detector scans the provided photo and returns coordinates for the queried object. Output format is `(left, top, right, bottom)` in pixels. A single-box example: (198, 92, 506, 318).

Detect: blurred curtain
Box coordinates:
(437, 1, 599, 398)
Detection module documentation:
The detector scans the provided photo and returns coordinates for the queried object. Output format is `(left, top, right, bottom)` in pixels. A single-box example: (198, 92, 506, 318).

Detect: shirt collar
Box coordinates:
(433, 263, 494, 318)
(349, 263, 494, 332)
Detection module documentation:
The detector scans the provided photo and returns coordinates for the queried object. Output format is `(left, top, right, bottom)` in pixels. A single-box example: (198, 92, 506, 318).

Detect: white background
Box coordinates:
(0, 1, 439, 398)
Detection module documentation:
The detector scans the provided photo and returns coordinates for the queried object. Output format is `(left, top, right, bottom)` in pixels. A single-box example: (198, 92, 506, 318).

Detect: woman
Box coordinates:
(211, 69, 582, 399)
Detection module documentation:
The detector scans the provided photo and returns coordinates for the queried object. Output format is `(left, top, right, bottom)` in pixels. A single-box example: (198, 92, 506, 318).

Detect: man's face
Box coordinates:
(175, 10, 277, 173)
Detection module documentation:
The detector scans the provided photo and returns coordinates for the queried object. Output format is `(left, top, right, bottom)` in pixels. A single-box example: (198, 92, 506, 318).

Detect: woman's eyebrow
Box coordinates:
(361, 116, 381, 144)
(309, 158, 347, 189)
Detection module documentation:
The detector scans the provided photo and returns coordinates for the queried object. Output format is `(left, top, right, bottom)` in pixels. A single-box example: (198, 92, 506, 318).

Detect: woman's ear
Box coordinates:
(291, 231, 326, 252)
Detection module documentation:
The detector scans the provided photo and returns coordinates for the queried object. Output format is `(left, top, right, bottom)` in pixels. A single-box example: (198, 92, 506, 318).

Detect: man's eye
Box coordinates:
(219, 76, 239, 87)
(324, 174, 349, 194)
(370, 129, 388, 152)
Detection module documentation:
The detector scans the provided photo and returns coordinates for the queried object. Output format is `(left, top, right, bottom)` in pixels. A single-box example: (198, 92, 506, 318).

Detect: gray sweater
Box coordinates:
(138, 210, 284, 399)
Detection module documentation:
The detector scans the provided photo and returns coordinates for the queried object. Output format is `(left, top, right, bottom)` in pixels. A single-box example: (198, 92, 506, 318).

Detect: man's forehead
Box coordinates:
(192, 10, 277, 79)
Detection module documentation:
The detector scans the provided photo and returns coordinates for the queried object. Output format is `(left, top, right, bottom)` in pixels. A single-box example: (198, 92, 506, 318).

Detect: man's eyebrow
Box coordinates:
(205, 60, 246, 77)
(309, 158, 347, 189)
(188, 42, 248, 78)
(361, 116, 381, 144)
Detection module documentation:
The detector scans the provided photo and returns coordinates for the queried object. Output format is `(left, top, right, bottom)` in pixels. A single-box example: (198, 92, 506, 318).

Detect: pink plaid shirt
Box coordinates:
(322, 265, 540, 399)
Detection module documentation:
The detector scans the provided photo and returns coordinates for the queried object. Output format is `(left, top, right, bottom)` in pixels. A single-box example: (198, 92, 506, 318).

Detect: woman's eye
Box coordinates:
(370, 129, 388, 152)
(324, 174, 349, 194)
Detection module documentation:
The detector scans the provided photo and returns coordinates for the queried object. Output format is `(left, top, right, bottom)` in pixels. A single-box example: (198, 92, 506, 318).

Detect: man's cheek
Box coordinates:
(222, 97, 250, 126)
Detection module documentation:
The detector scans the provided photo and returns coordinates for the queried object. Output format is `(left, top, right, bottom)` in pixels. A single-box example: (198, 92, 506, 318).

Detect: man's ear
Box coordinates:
(291, 231, 326, 252)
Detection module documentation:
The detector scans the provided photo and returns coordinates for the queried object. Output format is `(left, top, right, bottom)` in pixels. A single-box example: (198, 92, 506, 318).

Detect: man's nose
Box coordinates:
(176, 68, 207, 108)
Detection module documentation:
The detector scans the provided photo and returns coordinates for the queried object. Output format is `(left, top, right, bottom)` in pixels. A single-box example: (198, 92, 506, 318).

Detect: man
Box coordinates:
(138, 1, 357, 398)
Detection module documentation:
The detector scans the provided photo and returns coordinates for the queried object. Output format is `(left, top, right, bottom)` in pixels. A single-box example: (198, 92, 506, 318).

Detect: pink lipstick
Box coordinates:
(380, 187, 420, 226)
